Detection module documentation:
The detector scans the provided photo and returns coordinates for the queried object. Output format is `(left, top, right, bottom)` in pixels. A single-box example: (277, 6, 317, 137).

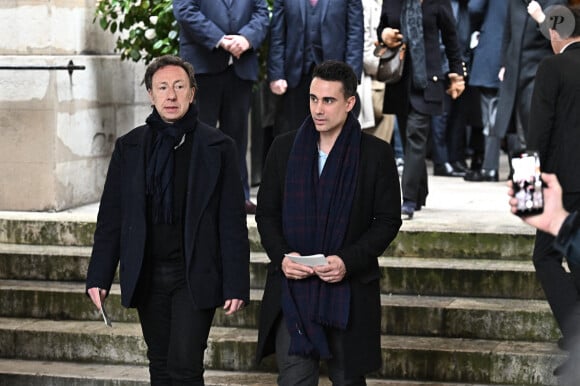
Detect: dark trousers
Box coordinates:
(400, 108, 430, 206)
(430, 102, 450, 166)
(196, 67, 253, 200)
(533, 192, 580, 345)
(273, 73, 312, 137)
(274, 317, 366, 386)
(137, 257, 215, 386)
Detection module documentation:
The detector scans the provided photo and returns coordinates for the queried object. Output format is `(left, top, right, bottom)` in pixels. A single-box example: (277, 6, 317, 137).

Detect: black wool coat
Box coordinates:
(254, 129, 402, 377)
(86, 120, 250, 309)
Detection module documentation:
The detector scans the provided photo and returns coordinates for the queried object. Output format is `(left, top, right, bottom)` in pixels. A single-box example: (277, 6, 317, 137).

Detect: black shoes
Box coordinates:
(463, 169, 499, 182)
(451, 160, 470, 174)
(433, 162, 466, 177)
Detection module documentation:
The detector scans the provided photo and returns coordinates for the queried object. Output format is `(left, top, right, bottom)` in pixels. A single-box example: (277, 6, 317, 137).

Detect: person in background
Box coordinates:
(464, 0, 564, 182)
(268, 0, 364, 137)
(255, 60, 401, 385)
(173, 0, 270, 214)
(378, 0, 467, 219)
(463, 0, 508, 180)
(430, 0, 472, 178)
(358, 0, 396, 144)
(86, 55, 250, 385)
(524, 4, 580, 378)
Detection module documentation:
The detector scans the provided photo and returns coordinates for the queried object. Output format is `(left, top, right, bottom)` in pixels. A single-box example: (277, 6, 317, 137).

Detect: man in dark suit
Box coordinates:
(173, 0, 269, 214)
(268, 0, 364, 136)
(86, 55, 250, 385)
(255, 60, 401, 384)
(526, 4, 580, 378)
(463, 0, 508, 177)
(465, 0, 565, 182)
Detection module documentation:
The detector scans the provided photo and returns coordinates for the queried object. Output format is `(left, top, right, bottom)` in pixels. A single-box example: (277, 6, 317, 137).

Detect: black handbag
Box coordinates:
(374, 43, 406, 84)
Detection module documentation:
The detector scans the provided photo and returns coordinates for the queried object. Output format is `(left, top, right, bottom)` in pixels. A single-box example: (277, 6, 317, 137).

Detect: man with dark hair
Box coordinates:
(526, 4, 580, 379)
(255, 60, 402, 385)
(268, 0, 364, 137)
(86, 54, 250, 385)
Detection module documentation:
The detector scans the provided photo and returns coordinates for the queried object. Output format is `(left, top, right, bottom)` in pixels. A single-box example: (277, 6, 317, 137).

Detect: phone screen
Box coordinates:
(511, 151, 544, 216)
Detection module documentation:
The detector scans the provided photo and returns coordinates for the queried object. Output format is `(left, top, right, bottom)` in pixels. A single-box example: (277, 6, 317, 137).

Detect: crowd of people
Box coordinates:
(83, 0, 580, 385)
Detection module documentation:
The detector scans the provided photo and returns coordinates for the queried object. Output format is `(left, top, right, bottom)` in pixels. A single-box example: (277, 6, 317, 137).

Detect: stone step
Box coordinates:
(0, 280, 559, 342)
(0, 243, 91, 281)
(0, 216, 95, 247)
(0, 318, 563, 385)
(0, 359, 515, 386)
(0, 244, 545, 299)
(0, 215, 536, 260)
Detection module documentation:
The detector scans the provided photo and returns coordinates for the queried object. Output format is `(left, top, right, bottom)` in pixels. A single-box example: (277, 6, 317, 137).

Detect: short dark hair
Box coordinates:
(312, 60, 358, 99)
(143, 55, 197, 91)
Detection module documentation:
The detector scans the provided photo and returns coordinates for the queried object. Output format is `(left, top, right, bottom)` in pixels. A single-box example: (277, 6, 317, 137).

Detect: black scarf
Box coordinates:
(401, 0, 427, 89)
(145, 104, 197, 224)
(281, 112, 361, 359)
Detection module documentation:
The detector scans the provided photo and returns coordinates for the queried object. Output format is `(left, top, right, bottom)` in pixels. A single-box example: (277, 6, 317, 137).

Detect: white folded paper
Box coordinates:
(284, 253, 327, 267)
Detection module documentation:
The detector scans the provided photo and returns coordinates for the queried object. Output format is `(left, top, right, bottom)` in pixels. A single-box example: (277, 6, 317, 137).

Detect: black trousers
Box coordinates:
(137, 257, 215, 386)
(533, 192, 580, 345)
(400, 108, 429, 206)
(274, 317, 366, 386)
(196, 66, 253, 200)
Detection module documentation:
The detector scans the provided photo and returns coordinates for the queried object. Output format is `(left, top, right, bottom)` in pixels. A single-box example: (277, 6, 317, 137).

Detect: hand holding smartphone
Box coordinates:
(510, 150, 544, 217)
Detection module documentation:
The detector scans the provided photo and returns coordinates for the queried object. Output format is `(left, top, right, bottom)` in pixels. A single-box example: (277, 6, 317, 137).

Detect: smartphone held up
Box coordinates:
(510, 151, 544, 217)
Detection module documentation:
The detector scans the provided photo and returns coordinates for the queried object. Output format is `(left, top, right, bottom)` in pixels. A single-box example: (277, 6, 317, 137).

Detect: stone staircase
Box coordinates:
(0, 213, 566, 385)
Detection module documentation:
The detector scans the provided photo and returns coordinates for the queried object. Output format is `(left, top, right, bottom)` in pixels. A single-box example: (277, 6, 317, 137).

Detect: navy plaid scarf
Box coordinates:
(145, 105, 197, 224)
(281, 112, 361, 359)
(401, 0, 427, 89)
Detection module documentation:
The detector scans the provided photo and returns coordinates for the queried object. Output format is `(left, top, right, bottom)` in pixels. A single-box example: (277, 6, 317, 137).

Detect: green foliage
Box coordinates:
(94, 0, 179, 64)
(94, 0, 274, 71)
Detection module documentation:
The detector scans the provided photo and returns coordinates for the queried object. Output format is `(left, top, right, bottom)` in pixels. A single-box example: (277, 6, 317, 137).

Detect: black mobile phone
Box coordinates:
(510, 150, 544, 217)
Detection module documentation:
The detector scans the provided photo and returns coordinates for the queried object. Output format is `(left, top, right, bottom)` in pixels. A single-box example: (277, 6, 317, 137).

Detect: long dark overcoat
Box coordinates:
(255, 129, 402, 377)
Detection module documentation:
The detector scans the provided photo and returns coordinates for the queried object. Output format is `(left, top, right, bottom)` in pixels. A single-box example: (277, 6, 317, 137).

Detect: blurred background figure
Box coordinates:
(173, 0, 269, 214)
(378, 0, 466, 219)
(463, 0, 508, 180)
(464, 0, 565, 183)
(358, 0, 396, 144)
(430, 0, 474, 178)
(268, 0, 364, 137)
(525, 4, 580, 378)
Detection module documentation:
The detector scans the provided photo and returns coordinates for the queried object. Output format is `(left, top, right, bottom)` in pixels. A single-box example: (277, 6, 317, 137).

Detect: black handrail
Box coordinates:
(0, 60, 85, 75)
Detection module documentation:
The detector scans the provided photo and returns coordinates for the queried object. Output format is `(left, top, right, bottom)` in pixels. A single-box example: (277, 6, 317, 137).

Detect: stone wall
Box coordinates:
(0, 0, 149, 211)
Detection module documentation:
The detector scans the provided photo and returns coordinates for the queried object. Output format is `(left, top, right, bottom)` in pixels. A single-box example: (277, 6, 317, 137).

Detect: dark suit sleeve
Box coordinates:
(238, 0, 270, 49)
(255, 134, 294, 268)
(468, 0, 487, 30)
(499, 2, 511, 68)
(86, 139, 123, 293)
(173, 0, 226, 49)
(528, 58, 557, 163)
(438, 0, 464, 76)
(346, 0, 365, 79)
(267, 0, 287, 81)
(218, 137, 251, 303)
